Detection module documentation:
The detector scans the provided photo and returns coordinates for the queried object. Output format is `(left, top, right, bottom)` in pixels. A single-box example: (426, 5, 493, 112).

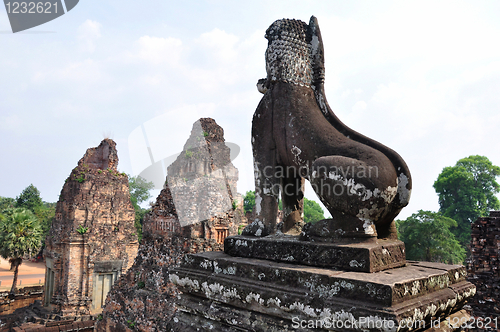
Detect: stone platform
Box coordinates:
(224, 235, 406, 273)
(168, 251, 475, 331)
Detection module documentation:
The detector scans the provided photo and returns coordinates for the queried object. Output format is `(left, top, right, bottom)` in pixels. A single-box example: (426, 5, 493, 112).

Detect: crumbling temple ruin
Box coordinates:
(97, 118, 243, 331)
(43, 139, 138, 316)
(167, 16, 476, 331)
(167, 117, 240, 242)
(468, 211, 500, 321)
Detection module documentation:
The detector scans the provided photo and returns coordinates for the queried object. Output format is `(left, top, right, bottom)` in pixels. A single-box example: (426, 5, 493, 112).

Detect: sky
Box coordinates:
(1, 0, 500, 220)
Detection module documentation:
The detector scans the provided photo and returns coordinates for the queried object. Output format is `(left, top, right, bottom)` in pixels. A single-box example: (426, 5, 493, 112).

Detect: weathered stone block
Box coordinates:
(225, 235, 406, 272)
(169, 251, 475, 331)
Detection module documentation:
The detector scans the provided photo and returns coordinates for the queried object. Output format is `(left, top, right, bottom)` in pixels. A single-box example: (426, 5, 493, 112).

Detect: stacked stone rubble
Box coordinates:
(43, 139, 138, 317)
(96, 186, 186, 332)
(467, 210, 500, 319)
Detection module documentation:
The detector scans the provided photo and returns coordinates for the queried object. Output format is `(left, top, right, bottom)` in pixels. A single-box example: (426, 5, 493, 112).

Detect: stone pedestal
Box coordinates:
(225, 235, 406, 273)
(169, 248, 475, 331)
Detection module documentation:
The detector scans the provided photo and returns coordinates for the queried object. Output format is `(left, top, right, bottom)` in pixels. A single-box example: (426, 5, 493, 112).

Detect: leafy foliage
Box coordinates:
(76, 225, 89, 234)
(243, 191, 256, 214)
(396, 210, 465, 264)
(243, 191, 324, 223)
(128, 175, 154, 242)
(15, 184, 43, 212)
(33, 203, 55, 242)
(433, 155, 500, 247)
(0, 197, 15, 210)
(128, 175, 155, 207)
(0, 208, 42, 293)
(133, 208, 149, 242)
(303, 198, 325, 223)
(13, 185, 55, 244)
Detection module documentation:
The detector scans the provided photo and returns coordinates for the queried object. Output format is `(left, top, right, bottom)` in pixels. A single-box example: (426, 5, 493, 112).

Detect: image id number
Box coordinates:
(5, 2, 58, 14)
(447, 316, 498, 329)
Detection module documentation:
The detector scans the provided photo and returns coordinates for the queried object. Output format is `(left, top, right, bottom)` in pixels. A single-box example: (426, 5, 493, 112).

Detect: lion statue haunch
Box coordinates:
(242, 16, 412, 241)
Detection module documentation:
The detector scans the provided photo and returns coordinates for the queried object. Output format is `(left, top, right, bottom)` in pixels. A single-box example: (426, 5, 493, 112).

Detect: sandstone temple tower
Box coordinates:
(43, 139, 138, 316)
(166, 117, 240, 246)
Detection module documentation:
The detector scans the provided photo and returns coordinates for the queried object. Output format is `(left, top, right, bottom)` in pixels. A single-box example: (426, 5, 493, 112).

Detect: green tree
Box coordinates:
(0, 208, 42, 294)
(0, 197, 15, 210)
(34, 203, 56, 242)
(243, 191, 256, 214)
(396, 210, 466, 264)
(13, 185, 55, 243)
(303, 198, 325, 223)
(15, 184, 43, 212)
(433, 155, 500, 247)
(245, 191, 325, 223)
(128, 175, 154, 241)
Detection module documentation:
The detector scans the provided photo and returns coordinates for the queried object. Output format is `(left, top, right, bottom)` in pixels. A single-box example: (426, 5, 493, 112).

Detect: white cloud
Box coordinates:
(352, 100, 367, 113)
(78, 19, 102, 53)
(32, 58, 104, 86)
(135, 36, 183, 65)
(0, 114, 22, 133)
(195, 28, 240, 64)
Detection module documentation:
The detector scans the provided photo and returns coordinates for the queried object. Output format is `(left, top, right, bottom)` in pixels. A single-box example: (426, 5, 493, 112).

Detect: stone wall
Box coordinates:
(467, 210, 500, 319)
(0, 286, 43, 316)
(44, 139, 138, 317)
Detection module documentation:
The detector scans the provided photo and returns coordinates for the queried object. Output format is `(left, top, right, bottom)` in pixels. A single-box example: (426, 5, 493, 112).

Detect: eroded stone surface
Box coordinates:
(169, 252, 476, 331)
(167, 118, 240, 229)
(225, 235, 406, 272)
(467, 211, 500, 320)
(43, 139, 138, 317)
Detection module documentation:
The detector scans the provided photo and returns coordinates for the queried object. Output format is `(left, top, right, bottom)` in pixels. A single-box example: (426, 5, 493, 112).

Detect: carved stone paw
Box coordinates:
(300, 217, 377, 242)
(277, 220, 305, 236)
(241, 219, 269, 237)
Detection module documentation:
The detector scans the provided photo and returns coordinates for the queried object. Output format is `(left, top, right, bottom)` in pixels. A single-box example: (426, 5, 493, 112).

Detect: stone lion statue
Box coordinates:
(243, 16, 412, 242)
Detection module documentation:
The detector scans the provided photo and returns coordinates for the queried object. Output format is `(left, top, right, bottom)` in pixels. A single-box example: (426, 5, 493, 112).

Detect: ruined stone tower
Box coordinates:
(167, 117, 240, 243)
(43, 139, 138, 316)
(96, 118, 243, 331)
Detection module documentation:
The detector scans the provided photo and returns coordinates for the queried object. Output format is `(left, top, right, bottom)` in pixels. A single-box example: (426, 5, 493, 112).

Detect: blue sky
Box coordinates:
(1, 0, 500, 220)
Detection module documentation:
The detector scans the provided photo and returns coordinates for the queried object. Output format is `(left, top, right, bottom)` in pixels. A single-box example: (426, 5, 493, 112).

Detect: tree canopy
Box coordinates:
(15, 184, 43, 212)
(0, 197, 15, 210)
(34, 203, 56, 241)
(15, 185, 55, 243)
(243, 191, 256, 214)
(433, 155, 500, 247)
(396, 210, 465, 265)
(243, 191, 325, 223)
(128, 175, 155, 208)
(303, 198, 325, 223)
(128, 175, 154, 242)
(0, 208, 43, 293)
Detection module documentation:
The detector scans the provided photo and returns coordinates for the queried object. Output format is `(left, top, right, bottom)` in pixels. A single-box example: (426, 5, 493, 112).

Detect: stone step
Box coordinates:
(178, 252, 468, 306)
(170, 251, 476, 331)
